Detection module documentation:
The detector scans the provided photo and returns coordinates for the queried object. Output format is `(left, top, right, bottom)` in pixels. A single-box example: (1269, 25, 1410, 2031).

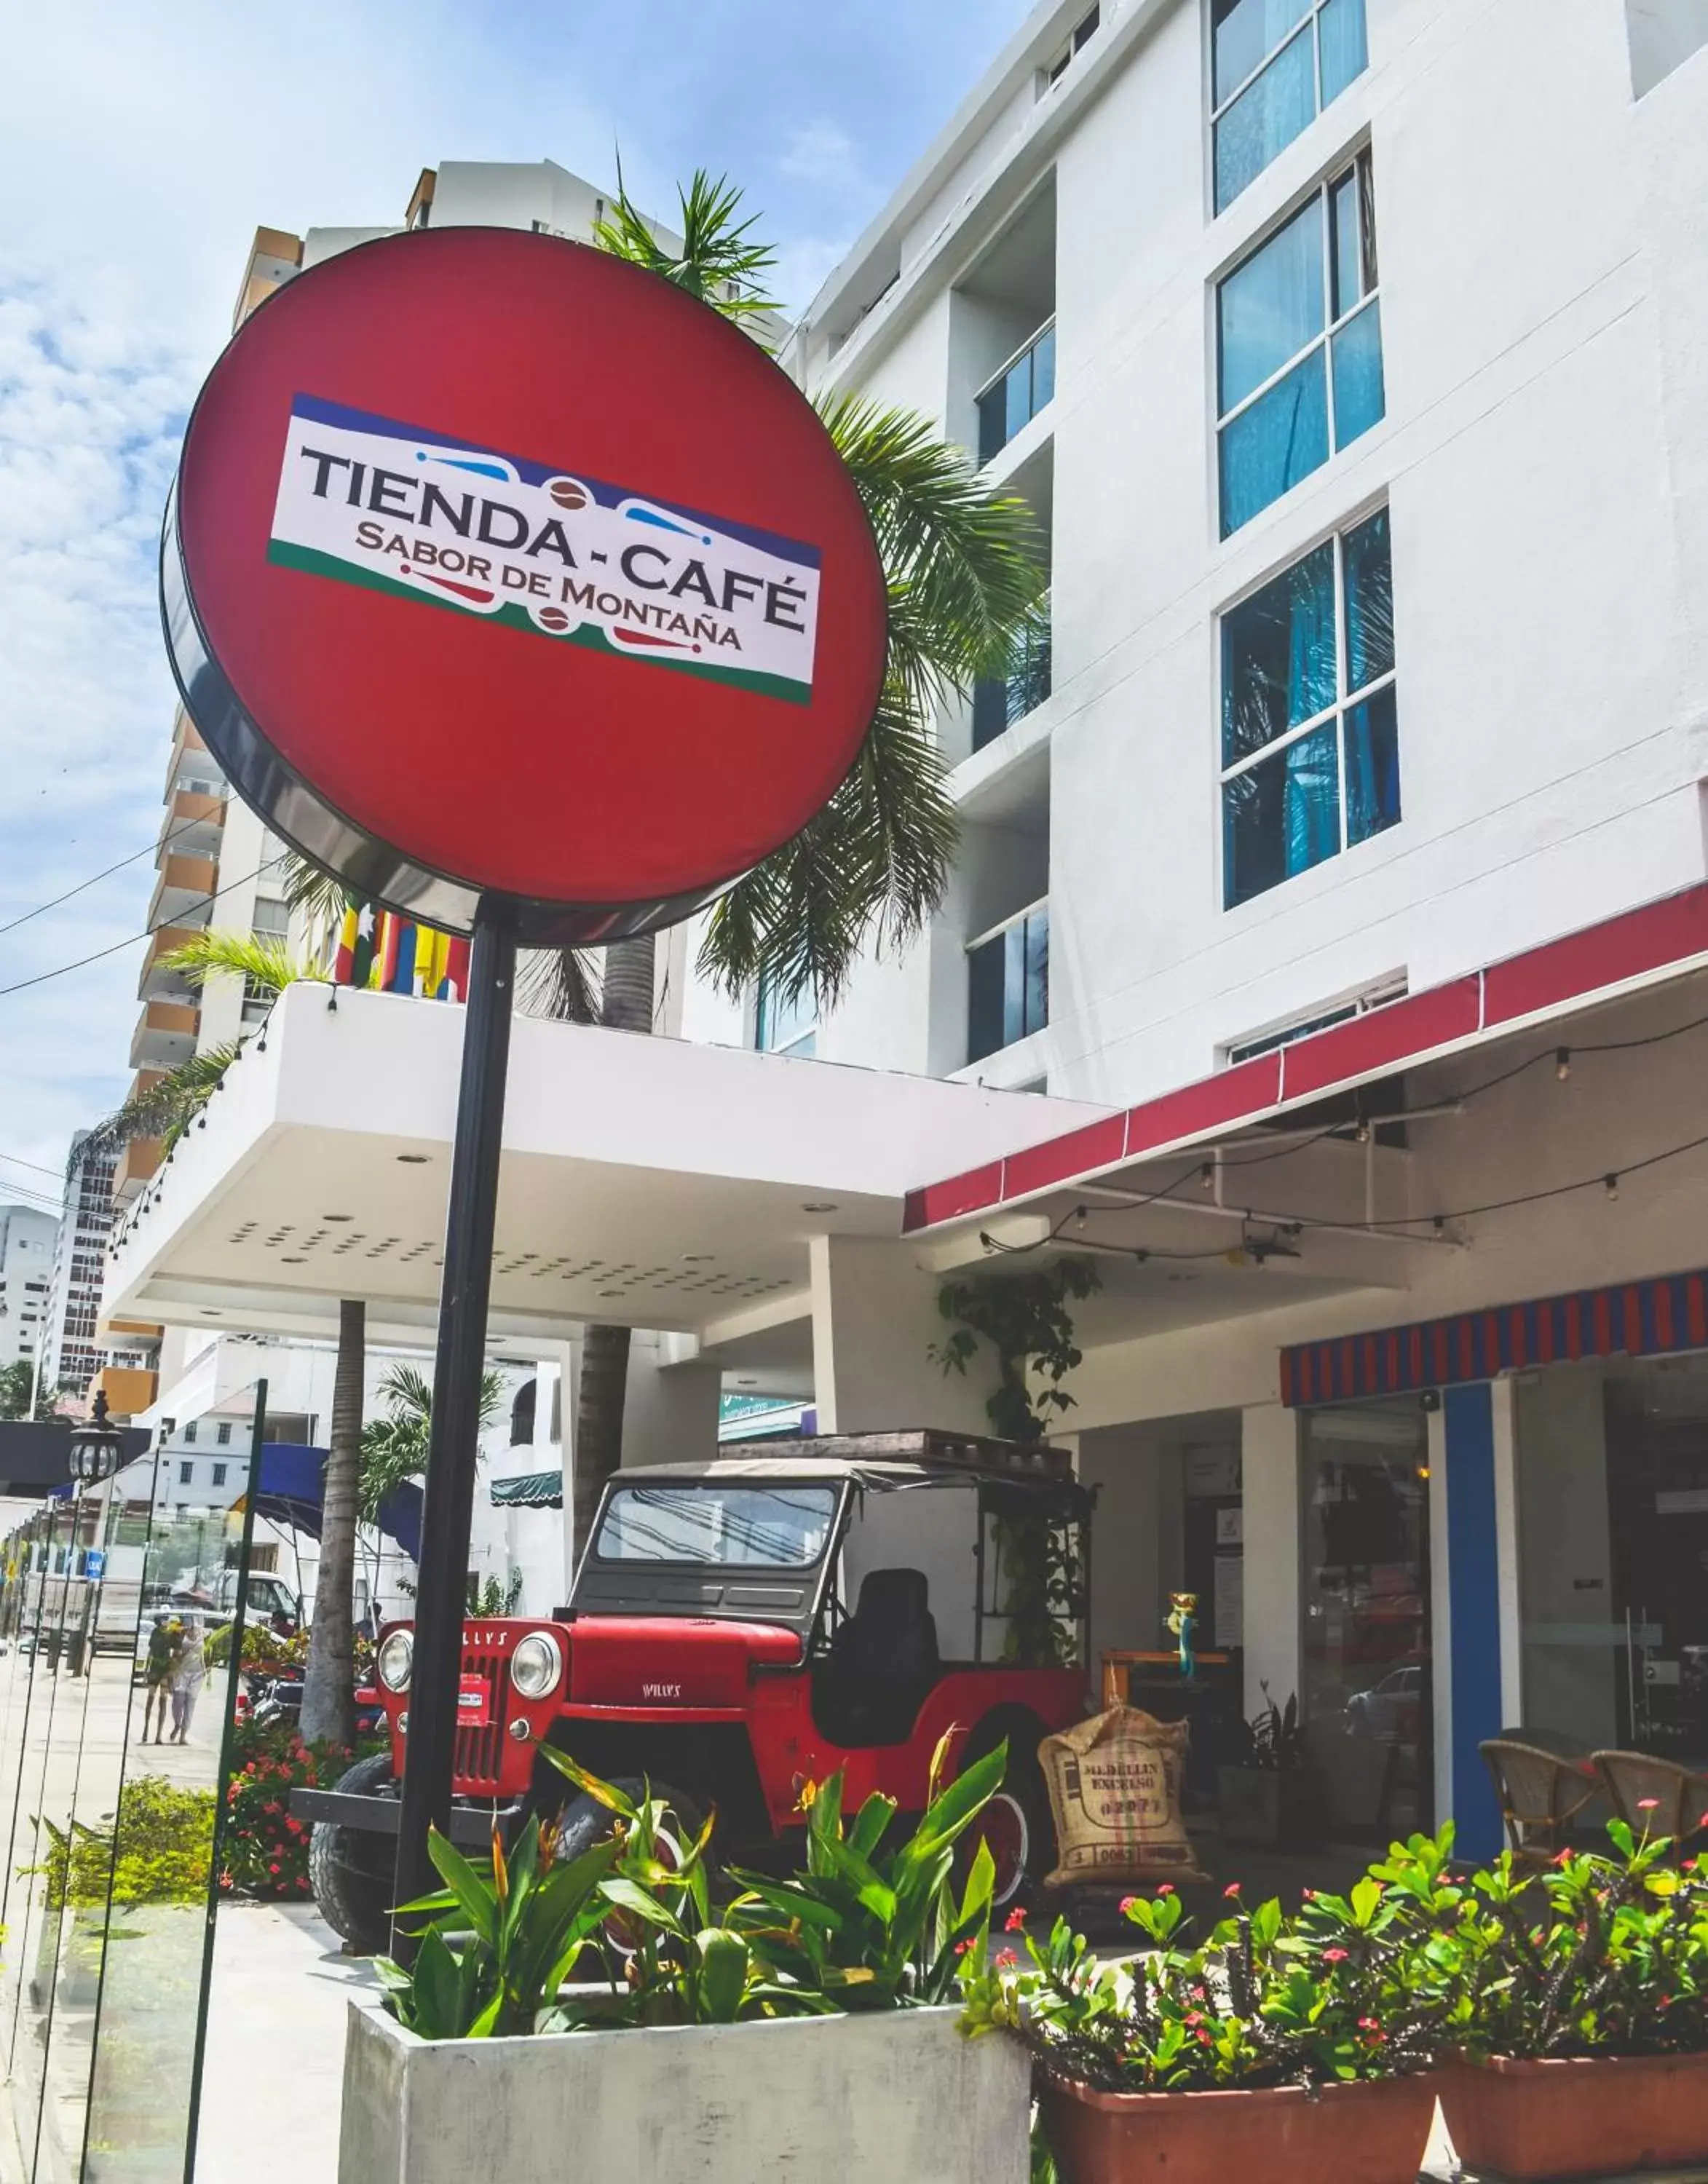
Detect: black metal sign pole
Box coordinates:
(392, 899, 518, 1953)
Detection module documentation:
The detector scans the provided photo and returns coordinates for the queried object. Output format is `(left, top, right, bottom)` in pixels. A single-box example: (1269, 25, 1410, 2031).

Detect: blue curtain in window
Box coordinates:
(1284, 724, 1340, 877)
(1283, 560, 1338, 876)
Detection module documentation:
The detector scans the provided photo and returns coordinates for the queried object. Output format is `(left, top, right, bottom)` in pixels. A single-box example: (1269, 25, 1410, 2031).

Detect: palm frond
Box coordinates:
(80, 1040, 244, 1166)
(594, 166, 780, 325)
(518, 947, 601, 1025)
(281, 851, 361, 930)
(159, 929, 321, 998)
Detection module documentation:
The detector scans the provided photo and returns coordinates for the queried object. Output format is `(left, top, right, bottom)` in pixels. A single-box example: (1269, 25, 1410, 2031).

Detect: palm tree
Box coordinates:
(358, 1362, 504, 1522)
(549, 174, 1048, 1550)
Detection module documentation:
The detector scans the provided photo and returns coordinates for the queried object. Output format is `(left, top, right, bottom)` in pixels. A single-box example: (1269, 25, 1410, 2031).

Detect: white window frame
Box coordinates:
(1043, 4, 1100, 90)
(966, 895, 1051, 1056)
(1209, 0, 1364, 210)
(1223, 973, 1407, 1067)
(1216, 504, 1396, 906)
(1215, 153, 1380, 530)
(753, 972, 818, 1060)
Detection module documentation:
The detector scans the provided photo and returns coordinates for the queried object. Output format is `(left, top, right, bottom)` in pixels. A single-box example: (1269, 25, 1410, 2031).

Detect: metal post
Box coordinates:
(393, 903, 518, 1947)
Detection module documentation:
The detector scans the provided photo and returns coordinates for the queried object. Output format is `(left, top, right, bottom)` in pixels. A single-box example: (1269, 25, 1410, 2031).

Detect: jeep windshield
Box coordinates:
(593, 1484, 839, 1569)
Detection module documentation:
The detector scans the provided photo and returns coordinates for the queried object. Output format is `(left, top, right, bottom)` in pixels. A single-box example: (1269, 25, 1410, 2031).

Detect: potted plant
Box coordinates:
(962, 1850, 1446, 2184)
(339, 1740, 1030, 2184)
(1217, 1686, 1327, 1852)
(1422, 1817, 1708, 2180)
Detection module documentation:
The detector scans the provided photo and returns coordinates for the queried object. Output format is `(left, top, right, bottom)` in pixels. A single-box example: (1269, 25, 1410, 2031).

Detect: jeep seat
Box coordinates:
(816, 1567, 941, 1746)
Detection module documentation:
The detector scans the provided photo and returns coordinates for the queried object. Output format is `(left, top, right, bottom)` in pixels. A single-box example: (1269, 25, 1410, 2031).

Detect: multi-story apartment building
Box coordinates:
(0, 1206, 58, 1390)
(108, 4, 1708, 1861)
(39, 1133, 126, 1404)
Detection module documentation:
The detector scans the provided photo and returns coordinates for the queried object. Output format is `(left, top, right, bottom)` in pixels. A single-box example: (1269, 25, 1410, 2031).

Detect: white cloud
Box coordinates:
(778, 120, 863, 193)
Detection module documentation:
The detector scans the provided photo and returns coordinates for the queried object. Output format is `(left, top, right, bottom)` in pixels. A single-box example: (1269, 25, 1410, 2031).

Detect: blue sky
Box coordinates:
(0, 0, 1035, 1206)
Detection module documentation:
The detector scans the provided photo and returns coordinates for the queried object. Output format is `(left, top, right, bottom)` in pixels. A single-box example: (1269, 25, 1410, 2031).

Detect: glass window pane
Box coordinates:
(1329, 169, 1361, 320)
(1005, 357, 1030, 447)
(1003, 922, 1029, 1046)
(1342, 505, 1393, 690)
(968, 935, 1007, 1062)
(1219, 196, 1326, 413)
(1318, 0, 1369, 106)
(1023, 910, 1049, 1038)
(1221, 541, 1337, 767)
(976, 381, 1007, 466)
(1212, 0, 1313, 108)
(756, 970, 816, 1054)
(1214, 27, 1318, 212)
(1218, 347, 1329, 535)
(1344, 684, 1401, 844)
(1223, 721, 1340, 906)
(1331, 296, 1385, 448)
(1032, 323, 1056, 414)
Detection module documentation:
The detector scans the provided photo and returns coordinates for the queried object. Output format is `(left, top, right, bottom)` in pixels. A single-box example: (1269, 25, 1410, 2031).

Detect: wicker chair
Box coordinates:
(1592, 1750, 1708, 1848)
(1481, 1738, 1599, 1870)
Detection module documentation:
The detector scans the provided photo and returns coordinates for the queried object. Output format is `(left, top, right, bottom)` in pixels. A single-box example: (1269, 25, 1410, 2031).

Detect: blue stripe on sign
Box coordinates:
(1443, 1383, 1503, 1860)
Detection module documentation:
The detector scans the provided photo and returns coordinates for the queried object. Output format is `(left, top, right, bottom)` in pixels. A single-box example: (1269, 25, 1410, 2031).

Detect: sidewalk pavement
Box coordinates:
(195, 1904, 376, 2184)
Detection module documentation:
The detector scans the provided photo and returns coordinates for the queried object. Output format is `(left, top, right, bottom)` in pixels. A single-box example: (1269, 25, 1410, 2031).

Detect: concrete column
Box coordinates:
(619, 1332, 722, 1469)
(1239, 1404, 1301, 1721)
(809, 1235, 992, 1435)
(1436, 1385, 1506, 1859)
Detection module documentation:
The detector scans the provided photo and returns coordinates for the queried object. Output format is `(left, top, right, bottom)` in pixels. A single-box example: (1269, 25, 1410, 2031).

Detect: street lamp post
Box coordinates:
(66, 1392, 127, 1676)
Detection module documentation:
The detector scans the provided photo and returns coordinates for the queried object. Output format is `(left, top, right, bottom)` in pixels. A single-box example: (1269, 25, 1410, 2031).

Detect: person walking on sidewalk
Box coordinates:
(143, 1615, 176, 1744)
(167, 1618, 205, 1744)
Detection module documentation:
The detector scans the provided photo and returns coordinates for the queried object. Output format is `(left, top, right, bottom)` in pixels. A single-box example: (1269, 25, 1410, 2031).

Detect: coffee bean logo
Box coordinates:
(547, 478, 589, 511)
(537, 606, 571, 632)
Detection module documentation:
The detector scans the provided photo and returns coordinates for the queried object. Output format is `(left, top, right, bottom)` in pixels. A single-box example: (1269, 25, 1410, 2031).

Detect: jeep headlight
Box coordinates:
(376, 1629, 414, 1693)
(510, 1631, 563, 1700)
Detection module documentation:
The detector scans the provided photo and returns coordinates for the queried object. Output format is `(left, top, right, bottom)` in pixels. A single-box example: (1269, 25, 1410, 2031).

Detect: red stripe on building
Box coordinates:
(1482, 884, 1708, 1028)
(1690, 1276, 1708, 1348)
(1280, 978, 1482, 1101)
(1592, 1292, 1613, 1356)
(1623, 1287, 1644, 1356)
(1001, 1115, 1128, 1202)
(1508, 1307, 1528, 1370)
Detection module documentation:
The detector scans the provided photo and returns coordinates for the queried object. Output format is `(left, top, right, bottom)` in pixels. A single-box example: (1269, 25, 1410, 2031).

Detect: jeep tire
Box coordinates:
(307, 1749, 398, 1957)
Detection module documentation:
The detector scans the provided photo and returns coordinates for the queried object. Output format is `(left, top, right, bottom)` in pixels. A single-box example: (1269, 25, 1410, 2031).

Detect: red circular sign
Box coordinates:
(165, 228, 888, 943)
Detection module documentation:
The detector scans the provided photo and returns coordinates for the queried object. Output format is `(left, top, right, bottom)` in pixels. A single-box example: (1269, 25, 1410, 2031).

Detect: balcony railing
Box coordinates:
(968, 901, 1049, 1064)
(971, 619, 1053, 752)
(976, 319, 1056, 466)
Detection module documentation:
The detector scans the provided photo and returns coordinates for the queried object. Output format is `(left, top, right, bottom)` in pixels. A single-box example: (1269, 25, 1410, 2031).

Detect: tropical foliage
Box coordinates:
(358, 1363, 503, 1524)
(932, 1258, 1102, 1444)
(379, 1738, 1005, 2041)
(35, 1777, 215, 1910)
(221, 1717, 382, 1901)
(963, 1816, 1708, 2105)
(0, 1361, 35, 1420)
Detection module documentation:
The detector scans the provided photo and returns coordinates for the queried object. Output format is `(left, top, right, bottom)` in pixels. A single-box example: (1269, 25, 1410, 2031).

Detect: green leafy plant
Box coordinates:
(467, 1569, 525, 1618)
(1235, 1684, 1310, 1771)
(221, 1717, 383, 1901)
(32, 1777, 216, 1910)
(931, 1259, 1100, 1444)
(360, 1363, 504, 1524)
(723, 1734, 1004, 2008)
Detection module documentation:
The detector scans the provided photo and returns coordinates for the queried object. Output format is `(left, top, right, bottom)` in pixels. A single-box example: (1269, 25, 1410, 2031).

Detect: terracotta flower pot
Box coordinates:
(1440, 2052, 1708, 2180)
(1040, 2071, 1438, 2184)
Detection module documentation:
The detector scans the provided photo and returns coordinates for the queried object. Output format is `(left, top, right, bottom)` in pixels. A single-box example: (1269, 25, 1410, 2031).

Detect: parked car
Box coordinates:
(296, 1431, 1093, 1953)
(1341, 1661, 1423, 1742)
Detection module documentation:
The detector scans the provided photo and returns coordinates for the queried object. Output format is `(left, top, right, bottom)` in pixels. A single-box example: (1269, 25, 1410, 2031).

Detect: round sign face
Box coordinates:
(164, 227, 888, 943)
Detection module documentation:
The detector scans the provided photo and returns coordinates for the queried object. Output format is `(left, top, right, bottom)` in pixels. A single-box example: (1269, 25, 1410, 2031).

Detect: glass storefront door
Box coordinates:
(1300, 1401, 1434, 1841)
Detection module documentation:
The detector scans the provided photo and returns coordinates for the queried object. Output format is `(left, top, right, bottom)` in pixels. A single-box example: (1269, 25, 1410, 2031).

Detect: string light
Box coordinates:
(1605, 1174, 1620, 1201)
(1557, 1048, 1572, 1082)
(1199, 1162, 1215, 1191)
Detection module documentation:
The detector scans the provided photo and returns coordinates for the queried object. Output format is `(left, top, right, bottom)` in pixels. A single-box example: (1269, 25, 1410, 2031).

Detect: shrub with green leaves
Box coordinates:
(33, 1777, 215, 1910)
(222, 1718, 384, 1900)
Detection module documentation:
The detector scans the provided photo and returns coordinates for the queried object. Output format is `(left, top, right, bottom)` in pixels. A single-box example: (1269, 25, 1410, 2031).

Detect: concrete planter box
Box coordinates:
(339, 1990, 1029, 2184)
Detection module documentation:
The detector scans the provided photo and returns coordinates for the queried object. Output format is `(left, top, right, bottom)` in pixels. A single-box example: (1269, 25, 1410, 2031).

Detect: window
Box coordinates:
(178, 1461, 194, 1486)
(968, 903, 1050, 1062)
(976, 322, 1057, 465)
(212, 1462, 228, 1487)
(1220, 506, 1397, 907)
(183, 1420, 197, 1443)
(1217, 153, 1382, 535)
(1211, 0, 1368, 212)
(250, 896, 290, 937)
(1045, 4, 1101, 85)
(754, 971, 817, 1059)
(972, 609, 1053, 751)
(1225, 976, 1405, 1064)
(216, 1422, 233, 1446)
(595, 1484, 838, 1567)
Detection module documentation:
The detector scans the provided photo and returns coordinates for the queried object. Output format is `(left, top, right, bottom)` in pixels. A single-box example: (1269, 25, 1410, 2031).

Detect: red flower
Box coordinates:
(1119, 1897, 1139, 1915)
(1300, 1888, 1316, 1901)
(1223, 1884, 1241, 1899)
(1321, 1947, 1349, 1964)
(268, 1861, 280, 1875)
(1155, 1884, 1175, 1898)
(1195, 2029, 1212, 2046)
(1638, 1797, 1661, 1813)
(954, 1938, 977, 1958)
(995, 1950, 1019, 1969)
(1003, 1907, 1027, 1932)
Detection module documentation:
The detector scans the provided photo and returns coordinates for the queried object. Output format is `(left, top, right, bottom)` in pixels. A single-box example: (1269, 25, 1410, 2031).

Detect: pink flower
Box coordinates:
(1223, 1884, 1241, 1899)
(1321, 1947, 1349, 1964)
(1003, 1908, 1027, 1932)
(1300, 1888, 1316, 1901)
(995, 1950, 1018, 1969)
(1638, 1798, 1660, 1813)
(1155, 1884, 1175, 1898)
(1119, 1897, 1139, 1915)
(1195, 2028, 1212, 2046)
(954, 1938, 977, 1958)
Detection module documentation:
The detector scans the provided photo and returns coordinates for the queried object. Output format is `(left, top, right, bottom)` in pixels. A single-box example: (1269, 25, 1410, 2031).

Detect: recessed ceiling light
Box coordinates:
(597, 1289, 622, 1299)
(323, 1214, 352, 1222)
(281, 1255, 306, 1264)
(802, 1201, 838, 1214)
(396, 1154, 430, 1165)
(681, 1253, 714, 1264)
(202, 1310, 222, 1318)
(737, 1377, 758, 1388)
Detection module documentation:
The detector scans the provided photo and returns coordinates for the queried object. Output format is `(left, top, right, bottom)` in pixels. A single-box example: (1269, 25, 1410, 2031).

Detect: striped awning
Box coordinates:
(1281, 1264, 1708, 1407)
(490, 1469, 562, 1508)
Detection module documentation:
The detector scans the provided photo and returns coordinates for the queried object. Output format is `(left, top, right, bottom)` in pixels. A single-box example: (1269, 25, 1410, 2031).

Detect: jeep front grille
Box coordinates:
(454, 1643, 510, 1793)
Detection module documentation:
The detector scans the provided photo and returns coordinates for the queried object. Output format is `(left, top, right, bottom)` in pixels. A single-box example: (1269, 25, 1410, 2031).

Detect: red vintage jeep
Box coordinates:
(299, 1431, 1092, 1952)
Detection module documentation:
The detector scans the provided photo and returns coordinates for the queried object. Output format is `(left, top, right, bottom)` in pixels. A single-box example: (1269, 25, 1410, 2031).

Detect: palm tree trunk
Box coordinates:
(301, 1298, 364, 1747)
(570, 934, 655, 1562)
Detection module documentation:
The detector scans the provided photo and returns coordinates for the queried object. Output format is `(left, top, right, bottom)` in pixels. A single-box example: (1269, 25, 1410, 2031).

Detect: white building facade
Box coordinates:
(106, 7, 1708, 1861)
(0, 1206, 58, 1385)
